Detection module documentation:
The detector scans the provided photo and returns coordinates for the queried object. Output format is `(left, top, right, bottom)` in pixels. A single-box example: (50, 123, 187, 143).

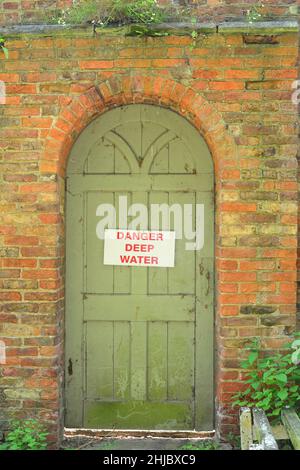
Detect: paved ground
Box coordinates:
(62, 436, 231, 450)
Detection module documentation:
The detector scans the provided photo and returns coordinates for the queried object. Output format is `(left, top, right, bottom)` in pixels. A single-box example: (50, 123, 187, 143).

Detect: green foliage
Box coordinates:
(189, 29, 198, 50)
(126, 25, 169, 37)
(233, 335, 300, 420)
(226, 432, 241, 450)
(0, 419, 48, 450)
(180, 440, 221, 451)
(114, 0, 164, 25)
(246, 3, 265, 24)
(48, 0, 200, 39)
(63, 0, 99, 24)
(49, 1, 99, 25)
(49, 0, 165, 26)
(0, 37, 8, 59)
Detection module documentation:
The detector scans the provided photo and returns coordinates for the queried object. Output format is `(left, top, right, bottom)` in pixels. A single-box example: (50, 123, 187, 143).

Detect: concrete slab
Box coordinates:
(62, 436, 230, 450)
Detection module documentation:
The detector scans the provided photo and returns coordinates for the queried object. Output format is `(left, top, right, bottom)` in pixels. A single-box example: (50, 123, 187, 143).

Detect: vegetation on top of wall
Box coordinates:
(49, 0, 168, 26)
(246, 3, 266, 24)
(43, 0, 275, 40)
(47, 0, 271, 28)
(47, 0, 201, 36)
(233, 334, 300, 421)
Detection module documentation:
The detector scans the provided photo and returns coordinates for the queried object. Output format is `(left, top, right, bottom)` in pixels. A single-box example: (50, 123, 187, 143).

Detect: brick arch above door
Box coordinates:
(42, 74, 238, 181)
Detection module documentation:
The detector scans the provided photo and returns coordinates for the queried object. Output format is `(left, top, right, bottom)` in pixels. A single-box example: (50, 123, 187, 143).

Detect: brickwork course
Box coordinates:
(0, 0, 299, 447)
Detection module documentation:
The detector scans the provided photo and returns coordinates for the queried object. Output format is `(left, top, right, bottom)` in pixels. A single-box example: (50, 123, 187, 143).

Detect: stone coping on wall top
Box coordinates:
(0, 20, 298, 38)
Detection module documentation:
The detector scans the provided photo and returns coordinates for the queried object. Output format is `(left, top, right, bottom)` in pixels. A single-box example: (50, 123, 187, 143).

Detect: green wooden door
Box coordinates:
(65, 105, 214, 430)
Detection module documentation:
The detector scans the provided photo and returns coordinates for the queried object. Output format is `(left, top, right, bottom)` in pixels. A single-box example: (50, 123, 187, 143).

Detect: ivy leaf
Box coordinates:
(1, 46, 8, 59)
(251, 381, 261, 391)
(248, 351, 259, 365)
(275, 373, 287, 384)
(277, 389, 288, 401)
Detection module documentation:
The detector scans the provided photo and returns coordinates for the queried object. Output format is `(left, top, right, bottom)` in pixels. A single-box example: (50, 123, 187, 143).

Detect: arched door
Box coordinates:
(65, 105, 214, 430)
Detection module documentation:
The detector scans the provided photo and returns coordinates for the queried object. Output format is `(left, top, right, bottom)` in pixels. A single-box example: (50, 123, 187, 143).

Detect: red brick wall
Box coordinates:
(187, 0, 298, 22)
(0, 0, 298, 25)
(0, 25, 299, 445)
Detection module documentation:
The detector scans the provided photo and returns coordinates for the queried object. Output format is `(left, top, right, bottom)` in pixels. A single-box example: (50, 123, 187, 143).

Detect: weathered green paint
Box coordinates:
(65, 104, 214, 430)
(85, 401, 193, 430)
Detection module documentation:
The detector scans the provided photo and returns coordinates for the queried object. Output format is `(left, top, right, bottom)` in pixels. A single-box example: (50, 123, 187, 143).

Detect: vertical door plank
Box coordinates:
(167, 322, 195, 403)
(148, 322, 168, 401)
(65, 191, 84, 427)
(130, 192, 148, 295)
(86, 191, 114, 293)
(114, 191, 131, 294)
(86, 321, 114, 399)
(114, 322, 130, 400)
(130, 322, 147, 400)
(148, 191, 169, 294)
(168, 192, 195, 294)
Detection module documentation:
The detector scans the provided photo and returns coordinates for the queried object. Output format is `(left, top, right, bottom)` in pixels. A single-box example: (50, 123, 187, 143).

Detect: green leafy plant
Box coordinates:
(49, 1, 100, 25)
(49, 0, 165, 26)
(0, 419, 48, 450)
(190, 29, 198, 49)
(0, 37, 8, 59)
(115, 0, 164, 25)
(180, 440, 221, 451)
(246, 3, 265, 24)
(48, 0, 199, 38)
(226, 432, 241, 450)
(233, 335, 300, 420)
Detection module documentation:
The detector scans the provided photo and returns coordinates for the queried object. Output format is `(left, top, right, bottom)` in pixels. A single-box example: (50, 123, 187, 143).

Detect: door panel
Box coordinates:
(66, 105, 214, 430)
